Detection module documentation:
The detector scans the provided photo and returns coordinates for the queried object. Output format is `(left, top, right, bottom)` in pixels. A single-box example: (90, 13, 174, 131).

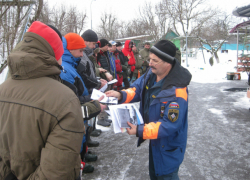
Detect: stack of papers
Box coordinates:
(91, 89, 118, 104)
(109, 104, 144, 133)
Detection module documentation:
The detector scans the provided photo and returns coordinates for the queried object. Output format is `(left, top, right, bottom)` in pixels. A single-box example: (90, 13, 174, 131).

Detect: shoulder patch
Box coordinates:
(168, 109, 179, 123)
(169, 102, 179, 108)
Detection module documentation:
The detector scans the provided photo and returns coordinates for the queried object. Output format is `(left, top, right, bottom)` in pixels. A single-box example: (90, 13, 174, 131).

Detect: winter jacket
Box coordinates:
(139, 48, 150, 75)
(0, 32, 84, 180)
(133, 50, 144, 78)
(115, 49, 129, 79)
(139, 47, 150, 62)
(60, 37, 89, 97)
(122, 40, 136, 72)
(108, 51, 123, 90)
(97, 50, 114, 77)
(119, 60, 192, 176)
(77, 46, 101, 92)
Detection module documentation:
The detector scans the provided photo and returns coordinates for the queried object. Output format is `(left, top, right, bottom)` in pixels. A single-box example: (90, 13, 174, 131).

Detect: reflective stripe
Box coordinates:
(122, 87, 136, 103)
(143, 122, 161, 139)
(176, 87, 187, 101)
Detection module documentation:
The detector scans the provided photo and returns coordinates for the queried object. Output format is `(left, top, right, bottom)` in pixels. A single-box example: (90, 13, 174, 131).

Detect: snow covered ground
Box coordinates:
(1, 50, 250, 179)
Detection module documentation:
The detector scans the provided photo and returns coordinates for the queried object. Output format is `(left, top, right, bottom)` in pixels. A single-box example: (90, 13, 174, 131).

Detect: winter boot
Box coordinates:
(90, 129, 101, 137)
(86, 127, 99, 147)
(85, 152, 98, 162)
(82, 163, 94, 173)
(103, 111, 112, 124)
(97, 113, 111, 127)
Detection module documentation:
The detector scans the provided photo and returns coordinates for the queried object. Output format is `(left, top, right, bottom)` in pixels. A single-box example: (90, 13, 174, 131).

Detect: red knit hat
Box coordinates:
(27, 21, 64, 61)
(64, 33, 86, 50)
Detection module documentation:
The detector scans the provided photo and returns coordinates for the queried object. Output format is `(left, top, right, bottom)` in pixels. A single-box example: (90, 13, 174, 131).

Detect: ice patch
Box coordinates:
(208, 108, 229, 124)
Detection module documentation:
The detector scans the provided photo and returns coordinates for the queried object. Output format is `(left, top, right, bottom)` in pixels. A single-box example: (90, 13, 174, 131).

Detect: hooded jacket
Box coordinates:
(0, 31, 84, 179)
(119, 60, 192, 176)
(122, 40, 136, 72)
(60, 37, 89, 97)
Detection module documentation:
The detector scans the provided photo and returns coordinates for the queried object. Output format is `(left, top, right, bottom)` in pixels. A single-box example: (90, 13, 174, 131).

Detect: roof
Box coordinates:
(115, 35, 151, 41)
(229, 20, 250, 33)
(232, 4, 250, 17)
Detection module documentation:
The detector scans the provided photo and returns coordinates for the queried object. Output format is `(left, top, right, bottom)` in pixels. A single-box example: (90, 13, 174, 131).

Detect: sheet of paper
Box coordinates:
(108, 104, 144, 133)
(91, 89, 118, 104)
(108, 79, 118, 85)
(99, 83, 108, 92)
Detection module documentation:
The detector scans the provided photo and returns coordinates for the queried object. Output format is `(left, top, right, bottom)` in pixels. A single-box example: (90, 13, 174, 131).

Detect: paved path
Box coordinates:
(83, 80, 250, 180)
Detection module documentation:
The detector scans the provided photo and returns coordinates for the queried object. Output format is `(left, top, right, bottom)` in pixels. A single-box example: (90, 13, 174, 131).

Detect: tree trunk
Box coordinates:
(214, 51, 220, 63)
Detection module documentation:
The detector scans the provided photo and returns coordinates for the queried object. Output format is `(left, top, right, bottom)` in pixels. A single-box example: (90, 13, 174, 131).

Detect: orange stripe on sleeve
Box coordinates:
(143, 122, 161, 139)
(176, 87, 187, 101)
(122, 87, 136, 103)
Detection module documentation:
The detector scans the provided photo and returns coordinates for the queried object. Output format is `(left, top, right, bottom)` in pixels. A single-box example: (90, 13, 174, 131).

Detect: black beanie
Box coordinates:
(150, 40, 176, 64)
(81, 29, 98, 42)
(116, 42, 122, 47)
(99, 39, 109, 48)
(47, 24, 62, 41)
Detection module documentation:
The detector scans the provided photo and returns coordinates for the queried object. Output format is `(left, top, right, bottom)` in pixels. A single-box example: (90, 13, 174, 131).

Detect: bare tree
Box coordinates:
(0, 0, 43, 74)
(97, 12, 121, 40)
(160, 0, 217, 36)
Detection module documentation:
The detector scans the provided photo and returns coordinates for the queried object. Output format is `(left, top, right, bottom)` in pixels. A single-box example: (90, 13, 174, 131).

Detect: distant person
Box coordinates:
(139, 42, 150, 75)
(116, 42, 130, 89)
(132, 44, 143, 81)
(122, 40, 136, 82)
(0, 21, 84, 180)
(175, 47, 182, 65)
(106, 40, 192, 180)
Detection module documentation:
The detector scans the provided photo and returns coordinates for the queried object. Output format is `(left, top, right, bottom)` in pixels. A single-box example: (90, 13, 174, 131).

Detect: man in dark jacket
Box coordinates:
(106, 40, 192, 180)
(0, 21, 92, 180)
(77, 29, 107, 93)
(116, 42, 130, 88)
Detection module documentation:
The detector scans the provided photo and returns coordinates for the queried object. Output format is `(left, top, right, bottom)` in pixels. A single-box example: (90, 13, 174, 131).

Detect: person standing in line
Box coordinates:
(0, 21, 85, 180)
(122, 40, 136, 83)
(139, 42, 150, 75)
(132, 44, 144, 81)
(116, 42, 130, 89)
(106, 40, 192, 180)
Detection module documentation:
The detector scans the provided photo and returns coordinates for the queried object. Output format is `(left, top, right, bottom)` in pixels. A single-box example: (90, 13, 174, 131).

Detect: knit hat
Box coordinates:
(27, 21, 63, 61)
(47, 24, 62, 41)
(64, 33, 86, 50)
(98, 39, 109, 48)
(116, 42, 122, 47)
(81, 29, 98, 42)
(150, 40, 176, 64)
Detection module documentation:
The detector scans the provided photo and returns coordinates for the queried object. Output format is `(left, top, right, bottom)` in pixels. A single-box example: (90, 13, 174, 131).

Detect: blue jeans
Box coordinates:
(149, 144, 179, 180)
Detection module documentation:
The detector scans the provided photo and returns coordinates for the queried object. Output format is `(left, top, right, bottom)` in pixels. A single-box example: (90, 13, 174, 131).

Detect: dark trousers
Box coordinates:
(123, 77, 130, 88)
(149, 144, 180, 180)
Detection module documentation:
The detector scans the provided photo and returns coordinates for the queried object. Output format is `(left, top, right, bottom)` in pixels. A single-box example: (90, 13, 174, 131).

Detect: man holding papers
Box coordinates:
(106, 40, 192, 180)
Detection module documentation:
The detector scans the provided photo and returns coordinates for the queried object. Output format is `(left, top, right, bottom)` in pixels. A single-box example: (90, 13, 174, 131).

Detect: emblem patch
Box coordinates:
(169, 102, 179, 108)
(168, 109, 179, 122)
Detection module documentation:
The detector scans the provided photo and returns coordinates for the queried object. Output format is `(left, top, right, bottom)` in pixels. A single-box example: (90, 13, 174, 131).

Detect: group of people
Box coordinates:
(0, 20, 191, 180)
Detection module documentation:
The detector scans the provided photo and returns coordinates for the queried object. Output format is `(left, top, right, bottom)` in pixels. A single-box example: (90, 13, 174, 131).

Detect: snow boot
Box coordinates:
(86, 126, 99, 147)
(90, 129, 101, 137)
(85, 152, 98, 162)
(97, 117, 111, 127)
(82, 163, 94, 173)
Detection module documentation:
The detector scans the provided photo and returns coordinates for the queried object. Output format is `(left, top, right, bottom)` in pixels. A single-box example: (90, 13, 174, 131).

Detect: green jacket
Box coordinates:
(133, 50, 143, 77)
(0, 32, 86, 180)
(175, 49, 182, 65)
(139, 48, 150, 62)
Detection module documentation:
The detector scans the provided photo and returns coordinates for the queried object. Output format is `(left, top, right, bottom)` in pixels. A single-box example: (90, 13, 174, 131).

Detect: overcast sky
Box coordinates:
(47, 0, 250, 31)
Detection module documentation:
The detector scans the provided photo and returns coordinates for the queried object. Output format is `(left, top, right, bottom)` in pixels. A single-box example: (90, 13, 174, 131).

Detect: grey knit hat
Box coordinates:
(81, 29, 98, 42)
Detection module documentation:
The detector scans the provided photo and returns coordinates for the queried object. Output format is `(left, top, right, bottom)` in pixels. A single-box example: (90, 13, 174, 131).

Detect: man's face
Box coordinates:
(85, 41, 96, 49)
(149, 53, 172, 76)
(101, 45, 109, 52)
(111, 45, 116, 52)
(116, 46, 122, 51)
(69, 48, 84, 58)
(108, 46, 112, 52)
(132, 45, 137, 51)
(145, 44, 150, 49)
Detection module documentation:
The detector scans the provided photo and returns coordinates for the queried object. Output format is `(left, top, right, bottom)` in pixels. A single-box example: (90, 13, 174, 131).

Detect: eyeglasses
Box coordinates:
(149, 59, 163, 66)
